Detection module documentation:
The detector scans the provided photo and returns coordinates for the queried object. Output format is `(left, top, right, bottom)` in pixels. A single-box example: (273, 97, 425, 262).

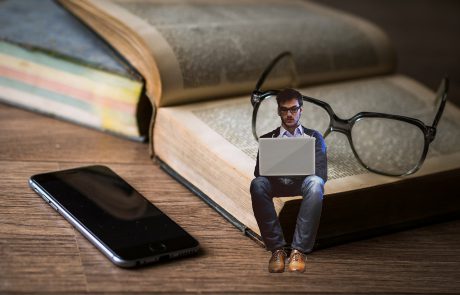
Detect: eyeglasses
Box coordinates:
(279, 106, 301, 115)
(251, 52, 449, 176)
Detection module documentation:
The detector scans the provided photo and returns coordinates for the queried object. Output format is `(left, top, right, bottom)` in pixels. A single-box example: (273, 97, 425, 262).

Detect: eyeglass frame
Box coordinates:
(250, 51, 449, 177)
(279, 105, 301, 115)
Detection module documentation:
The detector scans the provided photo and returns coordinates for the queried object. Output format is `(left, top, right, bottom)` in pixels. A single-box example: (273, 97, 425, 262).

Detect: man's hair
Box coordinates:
(276, 88, 303, 107)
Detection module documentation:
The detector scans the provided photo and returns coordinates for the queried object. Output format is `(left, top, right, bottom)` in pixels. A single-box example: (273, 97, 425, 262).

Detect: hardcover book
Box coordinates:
(0, 0, 151, 141)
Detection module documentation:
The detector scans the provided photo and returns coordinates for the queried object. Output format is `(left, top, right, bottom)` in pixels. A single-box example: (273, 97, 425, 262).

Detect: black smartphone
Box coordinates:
(29, 165, 199, 268)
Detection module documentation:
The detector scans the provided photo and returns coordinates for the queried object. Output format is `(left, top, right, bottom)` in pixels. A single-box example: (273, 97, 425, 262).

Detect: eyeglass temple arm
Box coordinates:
(431, 77, 449, 128)
(254, 51, 290, 91)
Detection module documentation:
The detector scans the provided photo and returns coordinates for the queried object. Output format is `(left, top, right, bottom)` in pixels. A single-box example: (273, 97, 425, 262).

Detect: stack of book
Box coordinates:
(0, 0, 151, 141)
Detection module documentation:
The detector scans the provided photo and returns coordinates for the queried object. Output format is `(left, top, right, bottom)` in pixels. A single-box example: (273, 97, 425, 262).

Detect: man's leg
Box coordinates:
(291, 175, 324, 253)
(250, 176, 287, 251)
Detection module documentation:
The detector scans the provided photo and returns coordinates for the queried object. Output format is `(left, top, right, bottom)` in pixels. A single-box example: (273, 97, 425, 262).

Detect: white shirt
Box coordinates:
(278, 125, 304, 138)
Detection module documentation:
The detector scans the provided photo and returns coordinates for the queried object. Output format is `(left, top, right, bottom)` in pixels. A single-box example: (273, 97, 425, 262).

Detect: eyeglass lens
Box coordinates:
(351, 117, 425, 175)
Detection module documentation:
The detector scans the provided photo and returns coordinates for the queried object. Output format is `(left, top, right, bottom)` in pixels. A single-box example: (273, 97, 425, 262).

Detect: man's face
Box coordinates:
(278, 98, 302, 129)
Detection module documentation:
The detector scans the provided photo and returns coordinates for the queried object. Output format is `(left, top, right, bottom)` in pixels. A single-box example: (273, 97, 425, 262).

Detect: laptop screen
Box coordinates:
(259, 137, 315, 176)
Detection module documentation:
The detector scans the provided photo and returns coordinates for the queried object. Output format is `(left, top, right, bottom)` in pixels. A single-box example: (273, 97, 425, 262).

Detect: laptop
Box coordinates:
(259, 137, 315, 176)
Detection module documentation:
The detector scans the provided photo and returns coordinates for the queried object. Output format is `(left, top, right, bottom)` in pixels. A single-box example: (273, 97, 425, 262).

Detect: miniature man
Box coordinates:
(250, 88, 327, 273)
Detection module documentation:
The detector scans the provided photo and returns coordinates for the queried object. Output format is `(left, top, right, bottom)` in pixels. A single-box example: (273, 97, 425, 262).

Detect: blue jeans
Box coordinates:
(250, 175, 324, 253)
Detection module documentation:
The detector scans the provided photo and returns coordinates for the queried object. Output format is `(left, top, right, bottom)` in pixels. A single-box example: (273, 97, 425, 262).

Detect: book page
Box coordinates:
(60, 0, 395, 107)
(177, 75, 460, 193)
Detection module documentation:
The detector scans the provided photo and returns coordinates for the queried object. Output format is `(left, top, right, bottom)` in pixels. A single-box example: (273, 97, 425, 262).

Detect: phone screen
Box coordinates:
(30, 165, 199, 266)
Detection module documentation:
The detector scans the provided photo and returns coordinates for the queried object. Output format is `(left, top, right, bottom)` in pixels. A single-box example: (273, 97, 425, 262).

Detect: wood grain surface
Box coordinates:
(1, 102, 460, 294)
(1, 1, 459, 293)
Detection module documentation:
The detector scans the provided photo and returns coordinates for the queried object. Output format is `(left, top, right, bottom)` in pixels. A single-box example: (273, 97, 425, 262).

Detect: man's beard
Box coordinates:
(283, 116, 299, 127)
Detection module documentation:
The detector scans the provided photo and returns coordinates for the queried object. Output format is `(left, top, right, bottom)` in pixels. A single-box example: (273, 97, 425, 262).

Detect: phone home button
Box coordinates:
(149, 242, 167, 253)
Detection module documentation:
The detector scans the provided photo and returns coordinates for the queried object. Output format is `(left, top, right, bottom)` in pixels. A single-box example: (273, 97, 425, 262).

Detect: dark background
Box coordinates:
(314, 0, 460, 107)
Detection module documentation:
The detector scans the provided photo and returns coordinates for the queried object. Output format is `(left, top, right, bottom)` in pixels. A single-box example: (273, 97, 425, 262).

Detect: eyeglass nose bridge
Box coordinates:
(325, 116, 352, 137)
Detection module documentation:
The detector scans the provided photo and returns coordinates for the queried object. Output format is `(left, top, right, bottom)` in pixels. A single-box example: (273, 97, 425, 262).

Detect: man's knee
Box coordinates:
(300, 175, 324, 200)
(250, 176, 272, 198)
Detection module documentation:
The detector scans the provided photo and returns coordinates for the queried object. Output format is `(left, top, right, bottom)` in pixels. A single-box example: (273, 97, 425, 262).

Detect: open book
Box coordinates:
(60, 0, 460, 247)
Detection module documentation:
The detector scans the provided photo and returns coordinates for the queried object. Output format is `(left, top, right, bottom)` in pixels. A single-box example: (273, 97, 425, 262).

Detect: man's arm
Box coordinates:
(313, 131, 328, 182)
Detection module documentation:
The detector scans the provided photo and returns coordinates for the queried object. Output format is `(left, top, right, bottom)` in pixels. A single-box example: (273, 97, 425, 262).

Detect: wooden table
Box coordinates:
(2, 102, 460, 294)
(1, 1, 459, 293)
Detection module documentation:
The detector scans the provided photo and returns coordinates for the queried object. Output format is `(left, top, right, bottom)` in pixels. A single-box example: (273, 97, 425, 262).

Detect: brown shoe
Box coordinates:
(268, 249, 287, 273)
(287, 249, 307, 273)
